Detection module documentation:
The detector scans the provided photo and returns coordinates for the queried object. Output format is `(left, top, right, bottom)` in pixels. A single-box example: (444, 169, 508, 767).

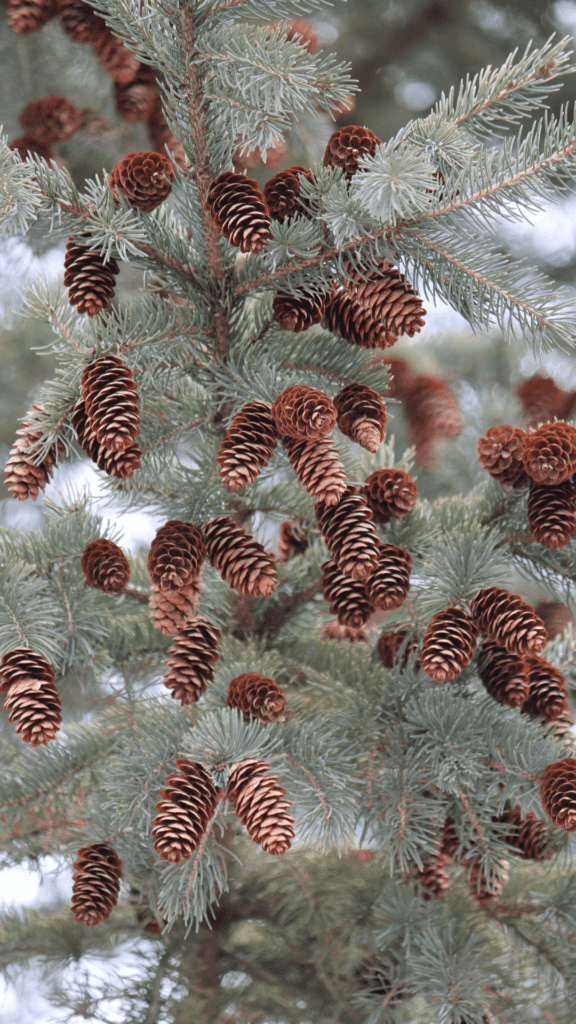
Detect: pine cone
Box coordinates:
(382, 357, 417, 398)
(365, 544, 411, 611)
(92, 26, 140, 85)
(0, 647, 55, 694)
(324, 287, 399, 349)
(522, 422, 576, 485)
(413, 852, 450, 899)
(206, 172, 272, 253)
(81, 539, 130, 593)
(19, 95, 83, 145)
(4, 416, 63, 500)
(227, 673, 287, 723)
(9, 136, 53, 162)
(217, 401, 278, 491)
(57, 0, 104, 41)
(114, 66, 157, 124)
(315, 486, 380, 582)
(521, 655, 568, 722)
(81, 354, 139, 451)
(147, 93, 186, 169)
(277, 518, 309, 563)
(266, 18, 320, 52)
(149, 579, 202, 637)
(344, 258, 426, 342)
(271, 384, 337, 441)
(153, 759, 220, 863)
(109, 151, 174, 212)
(272, 290, 327, 332)
(478, 425, 529, 488)
(421, 608, 478, 682)
(469, 587, 547, 656)
(202, 517, 277, 597)
(321, 621, 368, 642)
(321, 559, 375, 628)
(362, 468, 418, 523)
(227, 759, 295, 855)
(162, 616, 222, 704)
(516, 375, 574, 428)
(333, 382, 387, 453)
(535, 601, 574, 639)
(233, 138, 287, 173)
(64, 240, 119, 317)
(377, 628, 419, 669)
(283, 435, 347, 506)
(404, 374, 463, 470)
(263, 165, 313, 221)
(439, 817, 460, 860)
(539, 757, 576, 831)
(477, 641, 530, 709)
(546, 707, 575, 746)
(527, 481, 576, 549)
(7, 0, 57, 32)
(71, 398, 141, 479)
(465, 855, 507, 905)
(148, 521, 206, 592)
(0, 648, 61, 746)
(496, 804, 554, 862)
(323, 125, 381, 178)
(71, 844, 122, 927)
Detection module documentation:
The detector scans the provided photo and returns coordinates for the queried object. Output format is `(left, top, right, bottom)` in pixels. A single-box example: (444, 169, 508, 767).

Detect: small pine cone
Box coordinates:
(271, 384, 337, 441)
(71, 844, 122, 927)
(227, 673, 287, 723)
(321, 559, 375, 628)
(539, 757, 576, 831)
(162, 616, 222, 705)
(9, 136, 53, 162)
(277, 518, 309, 564)
(343, 258, 426, 341)
(272, 290, 327, 332)
(266, 17, 320, 52)
(217, 401, 278, 491)
(477, 642, 530, 709)
(333, 382, 387, 453)
(71, 398, 142, 479)
(0, 647, 61, 746)
(421, 608, 478, 682)
(535, 601, 574, 640)
(465, 855, 507, 905)
(315, 486, 380, 582)
(362, 468, 417, 523)
(478, 425, 529, 488)
(469, 588, 547, 656)
(206, 172, 272, 254)
(4, 420, 63, 501)
(324, 287, 399, 349)
(516, 375, 573, 428)
(227, 759, 295, 855)
(521, 655, 568, 723)
(497, 804, 554, 862)
(323, 125, 381, 179)
(81, 354, 139, 452)
(81, 539, 130, 593)
(57, 0, 104, 41)
(439, 817, 459, 860)
(413, 852, 450, 899)
(365, 544, 411, 611)
(114, 66, 157, 124)
(283, 435, 347, 507)
(527, 481, 576, 549)
(377, 628, 418, 669)
(19, 95, 83, 146)
(147, 94, 186, 169)
(202, 517, 277, 597)
(109, 151, 174, 212)
(152, 759, 220, 863)
(522, 422, 576, 485)
(321, 620, 368, 642)
(148, 521, 206, 592)
(64, 240, 119, 317)
(263, 165, 314, 222)
(0, 647, 55, 694)
(7, 0, 57, 33)
(149, 580, 202, 637)
(92, 26, 140, 85)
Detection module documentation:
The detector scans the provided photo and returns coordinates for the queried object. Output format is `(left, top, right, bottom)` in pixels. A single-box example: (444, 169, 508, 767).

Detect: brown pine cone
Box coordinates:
(0, 647, 55, 694)
(527, 481, 576, 549)
(71, 398, 141, 479)
(477, 641, 530, 709)
(64, 240, 120, 317)
(206, 172, 272, 253)
(522, 422, 576, 485)
(162, 616, 222, 704)
(516, 375, 574, 428)
(344, 258, 426, 341)
(323, 125, 382, 178)
(521, 655, 568, 722)
(377, 628, 419, 669)
(546, 707, 575, 746)
(263, 165, 313, 221)
(227, 759, 295, 855)
(477, 425, 529, 488)
(535, 601, 574, 639)
(266, 18, 320, 52)
(439, 817, 459, 860)
(202, 517, 277, 597)
(4, 417, 63, 500)
(271, 384, 337, 441)
(321, 559, 375, 628)
(413, 852, 450, 899)
(333, 382, 387, 453)
(109, 151, 174, 212)
(496, 804, 554, 862)
(323, 287, 400, 349)
(227, 673, 287, 723)
(382, 357, 417, 398)
(1, 647, 62, 746)
(283, 435, 347, 507)
(421, 608, 478, 682)
(114, 66, 157, 124)
(277, 518, 309, 564)
(365, 544, 411, 611)
(217, 401, 278, 491)
(539, 757, 576, 831)
(71, 844, 122, 927)
(362, 468, 418, 523)
(9, 136, 53, 162)
(81, 354, 139, 452)
(19, 95, 83, 145)
(57, 0, 104, 41)
(92, 26, 140, 85)
(321, 621, 368, 642)
(149, 579, 202, 637)
(315, 486, 380, 582)
(404, 374, 463, 470)
(148, 521, 206, 592)
(147, 94, 186, 169)
(7, 0, 57, 33)
(469, 588, 547, 656)
(465, 855, 507, 905)
(272, 290, 327, 332)
(152, 759, 220, 863)
(81, 538, 130, 593)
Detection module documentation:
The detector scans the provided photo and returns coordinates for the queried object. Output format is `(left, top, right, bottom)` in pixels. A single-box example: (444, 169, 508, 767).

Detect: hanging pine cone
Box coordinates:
(539, 758, 576, 831)
(469, 587, 547, 656)
(263, 165, 314, 221)
(153, 760, 220, 862)
(546, 707, 575, 746)
(315, 486, 380, 582)
(149, 579, 202, 637)
(321, 559, 375, 628)
(0, 647, 55, 694)
(162, 616, 222, 704)
(64, 239, 120, 317)
(323, 125, 382, 178)
(404, 373, 463, 470)
(71, 844, 122, 927)
(282, 436, 347, 507)
(321, 621, 368, 642)
(57, 0, 104, 41)
(465, 855, 507, 905)
(421, 608, 478, 682)
(365, 544, 411, 611)
(522, 422, 576, 485)
(439, 817, 460, 860)
(0, 647, 61, 746)
(271, 384, 337, 441)
(114, 66, 157, 124)
(7, 0, 57, 32)
(4, 415, 63, 500)
(527, 481, 576, 549)
(206, 172, 272, 253)
(277, 518, 309, 563)
(272, 290, 327, 332)
(413, 851, 450, 899)
(521, 655, 568, 722)
(92, 26, 140, 85)
(535, 601, 574, 639)
(71, 398, 142, 479)
(202, 517, 277, 597)
(147, 93, 186, 169)
(81, 354, 139, 452)
(217, 401, 278, 491)
(516, 375, 575, 428)
(9, 136, 53, 162)
(377, 628, 419, 669)
(362, 468, 418, 524)
(81, 538, 130, 593)
(333, 382, 387, 453)
(109, 151, 174, 212)
(477, 641, 530, 709)
(227, 673, 287, 723)
(477, 425, 529, 488)
(148, 520, 206, 592)
(496, 804, 554, 862)
(383, 357, 417, 398)
(19, 95, 83, 145)
(343, 257, 426, 341)
(324, 287, 400, 349)
(227, 759, 295, 855)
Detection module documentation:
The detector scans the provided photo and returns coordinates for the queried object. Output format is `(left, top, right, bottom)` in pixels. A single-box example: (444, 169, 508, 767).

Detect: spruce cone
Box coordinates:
(383, 356, 417, 397)
(64, 240, 120, 317)
(72, 398, 141, 479)
(421, 608, 478, 682)
(283, 435, 347, 506)
(333, 382, 387, 453)
(344, 258, 426, 342)
(377, 628, 419, 669)
(71, 844, 122, 927)
(521, 655, 568, 722)
(321, 559, 375, 628)
(535, 600, 574, 639)
(497, 804, 554, 862)
(315, 486, 380, 582)
(272, 290, 327, 332)
(148, 521, 206, 592)
(147, 93, 186, 169)
(527, 481, 576, 549)
(277, 518, 309, 563)
(202, 517, 277, 597)
(477, 641, 530, 709)
(323, 125, 382, 178)
(109, 151, 174, 212)
(9, 136, 53, 162)
(0, 647, 55, 694)
(7, 0, 57, 33)
(271, 384, 337, 441)
(227, 759, 295, 855)
(57, 0, 104, 41)
(321, 621, 368, 642)
(324, 287, 400, 349)
(81, 354, 139, 452)
(362, 468, 418, 523)
(4, 417, 63, 500)
(465, 855, 507, 905)
(217, 401, 278, 491)
(149, 580, 202, 637)
(19, 95, 83, 145)
(439, 817, 460, 860)
(227, 673, 287, 723)
(152, 759, 220, 863)
(114, 66, 157, 124)
(81, 538, 130, 593)
(469, 587, 547, 656)
(162, 616, 222, 704)
(0, 648, 61, 746)
(365, 544, 411, 611)
(404, 374, 463, 470)
(92, 26, 140, 85)
(546, 707, 575, 746)
(539, 758, 576, 831)
(478, 425, 529, 488)
(522, 422, 576, 485)
(206, 172, 272, 253)
(263, 165, 313, 221)
(413, 852, 450, 899)
(516, 375, 575, 428)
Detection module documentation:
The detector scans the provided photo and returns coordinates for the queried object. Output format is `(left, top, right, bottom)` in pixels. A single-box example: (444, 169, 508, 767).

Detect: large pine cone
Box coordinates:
(362, 468, 417, 523)
(344, 258, 426, 342)
(57, 0, 104, 42)
(64, 240, 120, 317)
(71, 844, 122, 927)
(149, 579, 202, 637)
(19, 95, 82, 145)
(477, 425, 528, 488)
(81, 538, 130, 593)
(516, 375, 575, 428)
(521, 655, 568, 722)
(81, 354, 139, 452)
(321, 559, 375, 628)
(152, 759, 220, 862)
(217, 401, 278, 491)
(202, 517, 277, 597)
(283, 435, 347, 507)
(323, 288, 398, 349)
(496, 804, 554, 862)
(277, 518, 309, 563)
(92, 26, 140, 85)
(227, 673, 286, 722)
(469, 587, 547, 656)
(7, 0, 57, 33)
(114, 67, 157, 124)
(227, 759, 295, 855)
(539, 757, 576, 831)
(9, 136, 54, 162)
(271, 384, 337, 441)
(109, 151, 174, 212)
(365, 544, 411, 611)
(272, 290, 327, 332)
(421, 608, 478, 682)
(522, 422, 576, 485)
(323, 125, 381, 178)
(315, 487, 380, 582)
(206, 172, 272, 253)
(148, 520, 206, 592)
(527, 481, 576, 549)
(333, 382, 387, 453)
(0, 648, 61, 746)
(162, 616, 222, 704)
(377, 628, 419, 669)
(477, 641, 530, 708)
(263, 165, 313, 221)
(0, 647, 55, 694)
(4, 416, 63, 500)
(413, 851, 450, 899)
(72, 398, 142, 479)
